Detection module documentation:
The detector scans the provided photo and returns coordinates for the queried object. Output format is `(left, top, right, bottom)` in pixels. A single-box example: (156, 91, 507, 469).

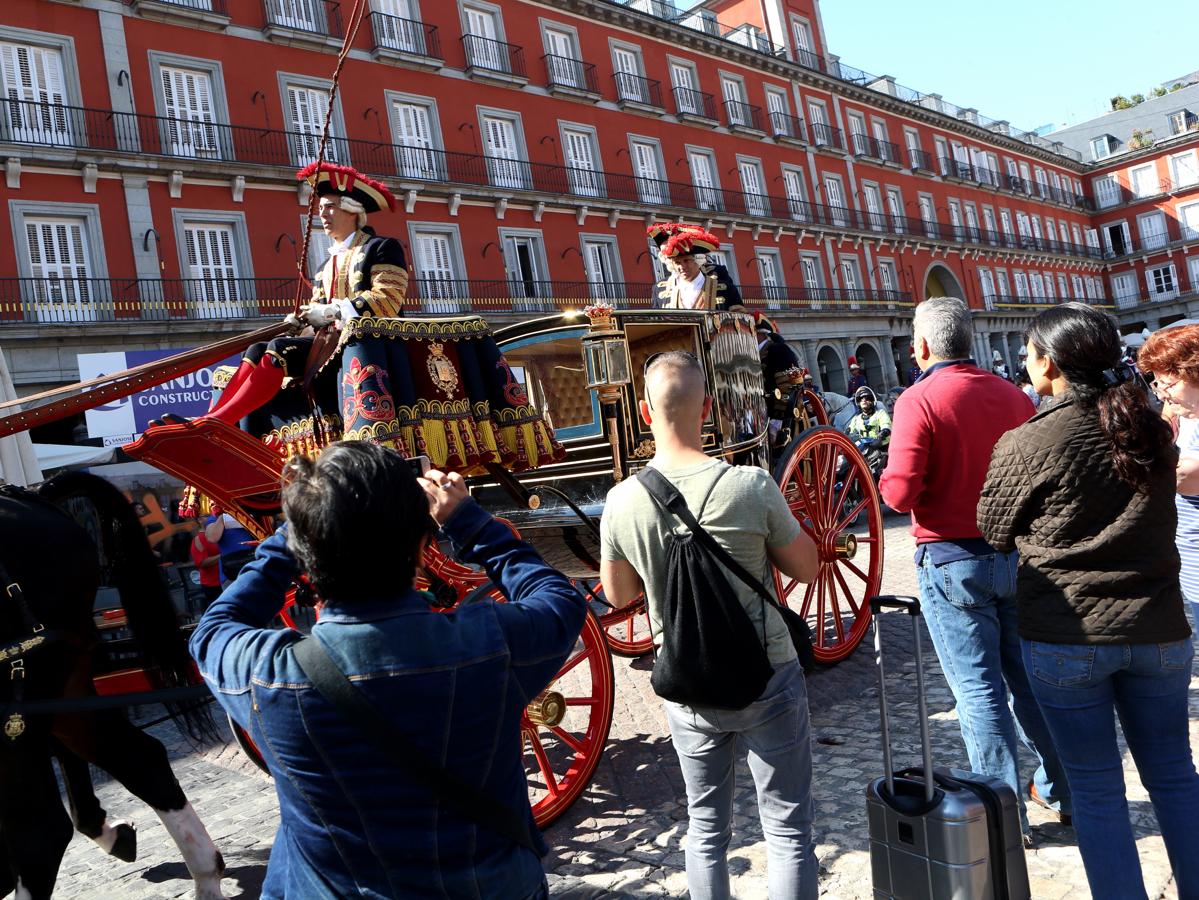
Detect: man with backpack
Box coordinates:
(600, 351, 820, 899)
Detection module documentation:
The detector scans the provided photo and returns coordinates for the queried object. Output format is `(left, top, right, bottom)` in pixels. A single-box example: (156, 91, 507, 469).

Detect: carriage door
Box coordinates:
(583, 240, 618, 300)
(24, 217, 95, 323)
(0, 42, 72, 145)
(482, 115, 525, 190)
(160, 65, 220, 159)
(183, 223, 245, 319)
(286, 84, 339, 165)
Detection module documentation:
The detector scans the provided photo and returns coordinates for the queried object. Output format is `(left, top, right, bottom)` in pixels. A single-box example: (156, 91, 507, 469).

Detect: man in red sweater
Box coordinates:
(879, 296, 1070, 839)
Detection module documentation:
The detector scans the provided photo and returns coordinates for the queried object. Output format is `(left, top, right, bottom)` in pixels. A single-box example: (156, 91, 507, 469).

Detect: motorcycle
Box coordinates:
(835, 429, 889, 527)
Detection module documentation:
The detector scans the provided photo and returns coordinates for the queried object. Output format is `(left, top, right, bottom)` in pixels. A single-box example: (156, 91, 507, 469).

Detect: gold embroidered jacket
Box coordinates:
(658, 262, 742, 311)
(313, 227, 410, 317)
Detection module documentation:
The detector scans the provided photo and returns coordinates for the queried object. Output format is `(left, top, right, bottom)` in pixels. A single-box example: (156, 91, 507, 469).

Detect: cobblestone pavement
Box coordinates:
(43, 511, 1193, 899)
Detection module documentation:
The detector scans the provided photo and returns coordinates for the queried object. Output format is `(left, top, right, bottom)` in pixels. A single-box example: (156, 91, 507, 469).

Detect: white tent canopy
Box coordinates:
(0, 347, 42, 486)
(35, 443, 115, 471)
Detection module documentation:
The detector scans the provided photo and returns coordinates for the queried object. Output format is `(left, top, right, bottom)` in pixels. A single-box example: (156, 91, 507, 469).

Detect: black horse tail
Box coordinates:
(37, 472, 218, 743)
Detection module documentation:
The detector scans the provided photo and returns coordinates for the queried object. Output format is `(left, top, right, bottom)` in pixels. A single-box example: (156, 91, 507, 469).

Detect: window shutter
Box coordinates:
(483, 116, 523, 188)
(564, 130, 600, 197)
(288, 85, 337, 164)
(393, 101, 435, 178)
(184, 223, 242, 315)
(160, 66, 218, 157)
(415, 232, 455, 301)
(25, 216, 94, 318)
(1, 43, 70, 141)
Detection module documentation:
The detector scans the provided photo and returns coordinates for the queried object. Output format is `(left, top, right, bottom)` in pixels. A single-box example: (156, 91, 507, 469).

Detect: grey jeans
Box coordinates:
(663, 659, 818, 900)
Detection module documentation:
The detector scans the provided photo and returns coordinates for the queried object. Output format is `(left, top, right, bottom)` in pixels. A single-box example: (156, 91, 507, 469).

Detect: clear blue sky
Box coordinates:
(686, 1, 1196, 133)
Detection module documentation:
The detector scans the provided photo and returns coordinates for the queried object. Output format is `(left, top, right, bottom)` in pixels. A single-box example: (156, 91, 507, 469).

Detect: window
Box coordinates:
(670, 60, 702, 115)
(982, 206, 998, 241)
(1044, 272, 1055, 301)
(1190, 258, 1199, 295)
(1019, 162, 1032, 192)
(799, 254, 824, 301)
(1034, 167, 1049, 199)
(755, 249, 784, 304)
(995, 269, 1010, 297)
(542, 24, 582, 89)
(737, 157, 769, 217)
(389, 94, 442, 180)
(500, 229, 548, 304)
(1170, 151, 1199, 188)
(1093, 173, 1121, 209)
(1147, 264, 1178, 300)
(839, 256, 862, 303)
(611, 43, 647, 104)
(181, 222, 244, 318)
(19, 213, 99, 321)
(582, 236, 622, 300)
(561, 125, 603, 198)
(1045, 217, 1057, 245)
(807, 100, 829, 144)
(782, 167, 808, 221)
(886, 187, 904, 234)
(1169, 109, 1197, 136)
(629, 137, 667, 205)
(270, 0, 328, 31)
(999, 209, 1014, 246)
(764, 86, 790, 136)
(963, 203, 980, 242)
(687, 148, 721, 211)
(823, 174, 848, 225)
(157, 64, 221, 158)
(1180, 202, 1199, 241)
(1129, 164, 1157, 199)
(1013, 271, 1029, 298)
(1071, 223, 1083, 246)
(372, 0, 428, 55)
(480, 110, 528, 189)
(790, 16, 816, 66)
(903, 129, 923, 168)
(877, 259, 898, 296)
(280, 74, 344, 165)
(871, 119, 892, 162)
(1030, 216, 1043, 248)
(1090, 135, 1116, 160)
(846, 111, 867, 155)
(1030, 272, 1045, 300)
(720, 75, 749, 127)
(1111, 271, 1139, 308)
(979, 269, 995, 307)
(1101, 221, 1130, 256)
(0, 39, 73, 144)
(1071, 274, 1084, 299)
(919, 194, 937, 239)
(1138, 212, 1169, 251)
(948, 199, 963, 240)
(409, 223, 464, 310)
(933, 136, 950, 175)
(1056, 273, 1069, 298)
(861, 182, 884, 231)
(463, 3, 508, 73)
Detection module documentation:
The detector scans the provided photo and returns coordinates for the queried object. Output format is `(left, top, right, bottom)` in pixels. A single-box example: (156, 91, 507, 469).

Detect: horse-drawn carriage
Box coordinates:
(0, 303, 884, 836)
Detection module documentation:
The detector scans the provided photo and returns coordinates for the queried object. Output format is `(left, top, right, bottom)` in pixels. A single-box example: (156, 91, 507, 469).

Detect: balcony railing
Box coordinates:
(368, 12, 440, 60)
(613, 71, 662, 108)
(542, 54, 599, 95)
(723, 99, 763, 131)
(128, 0, 229, 11)
(809, 122, 843, 151)
(0, 99, 1108, 265)
(462, 34, 526, 78)
(672, 86, 717, 120)
(769, 111, 805, 142)
(907, 147, 934, 172)
(850, 133, 900, 164)
(263, 0, 342, 37)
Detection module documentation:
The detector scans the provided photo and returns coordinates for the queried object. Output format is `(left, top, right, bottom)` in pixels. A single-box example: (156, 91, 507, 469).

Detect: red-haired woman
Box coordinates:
(1139, 323, 1199, 619)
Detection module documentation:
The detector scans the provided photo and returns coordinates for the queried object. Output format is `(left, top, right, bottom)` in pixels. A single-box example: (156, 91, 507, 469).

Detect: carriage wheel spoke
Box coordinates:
(799, 570, 819, 619)
(833, 498, 869, 534)
(843, 559, 870, 582)
(831, 563, 861, 618)
(526, 729, 561, 797)
(564, 696, 598, 706)
(825, 566, 846, 642)
(555, 647, 591, 679)
(549, 725, 586, 754)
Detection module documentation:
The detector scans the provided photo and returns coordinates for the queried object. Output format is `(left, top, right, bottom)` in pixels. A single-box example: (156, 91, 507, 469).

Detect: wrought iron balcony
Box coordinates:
(542, 54, 599, 96)
(907, 147, 935, 172)
(850, 133, 900, 165)
(613, 71, 662, 109)
(723, 99, 763, 132)
(262, 0, 342, 37)
(368, 12, 440, 61)
(462, 34, 526, 79)
(127, 0, 229, 11)
(672, 86, 717, 121)
(808, 122, 843, 151)
(769, 111, 805, 143)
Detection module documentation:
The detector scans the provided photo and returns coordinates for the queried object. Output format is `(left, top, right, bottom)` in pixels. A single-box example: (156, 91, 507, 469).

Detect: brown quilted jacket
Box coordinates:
(978, 396, 1190, 644)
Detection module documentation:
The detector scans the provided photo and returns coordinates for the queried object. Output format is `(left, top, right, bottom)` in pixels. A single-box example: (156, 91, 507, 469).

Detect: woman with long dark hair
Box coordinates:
(978, 303, 1199, 900)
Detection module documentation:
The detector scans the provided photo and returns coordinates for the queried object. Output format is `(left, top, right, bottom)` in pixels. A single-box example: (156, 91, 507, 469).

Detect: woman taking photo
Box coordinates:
(978, 303, 1199, 900)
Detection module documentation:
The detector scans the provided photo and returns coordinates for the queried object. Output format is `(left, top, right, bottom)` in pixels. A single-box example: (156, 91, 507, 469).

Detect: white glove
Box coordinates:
(283, 312, 305, 330)
(333, 299, 359, 322)
(302, 303, 337, 327)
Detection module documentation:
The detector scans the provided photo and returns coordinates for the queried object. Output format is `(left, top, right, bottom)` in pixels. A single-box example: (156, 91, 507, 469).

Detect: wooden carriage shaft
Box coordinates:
(0, 322, 289, 440)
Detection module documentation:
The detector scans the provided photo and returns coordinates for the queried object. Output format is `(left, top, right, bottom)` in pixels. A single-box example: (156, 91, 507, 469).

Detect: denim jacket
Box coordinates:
(189, 499, 585, 899)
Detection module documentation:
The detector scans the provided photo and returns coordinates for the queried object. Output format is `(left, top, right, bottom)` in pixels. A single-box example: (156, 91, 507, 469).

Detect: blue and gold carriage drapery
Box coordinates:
(267, 316, 564, 475)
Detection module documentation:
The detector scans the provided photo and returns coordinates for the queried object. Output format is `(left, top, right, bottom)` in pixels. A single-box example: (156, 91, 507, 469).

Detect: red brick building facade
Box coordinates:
(0, 0, 1138, 410)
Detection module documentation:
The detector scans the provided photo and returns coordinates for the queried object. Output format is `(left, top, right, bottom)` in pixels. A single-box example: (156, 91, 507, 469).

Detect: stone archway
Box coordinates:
(923, 263, 965, 300)
(854, 342, 884, 391)
(817, 344, 846, 395)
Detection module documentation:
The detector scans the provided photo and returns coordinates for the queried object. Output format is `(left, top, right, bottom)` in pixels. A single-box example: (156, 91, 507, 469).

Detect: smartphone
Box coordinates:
(406, 455, 432, 478)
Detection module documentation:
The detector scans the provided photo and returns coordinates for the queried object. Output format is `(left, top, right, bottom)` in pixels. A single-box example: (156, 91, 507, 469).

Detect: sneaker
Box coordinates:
(1027, 780, 1072, 827)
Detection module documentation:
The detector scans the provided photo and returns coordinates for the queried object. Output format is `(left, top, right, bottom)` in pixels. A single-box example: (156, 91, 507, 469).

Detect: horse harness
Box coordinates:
(0, 486, 62, 741)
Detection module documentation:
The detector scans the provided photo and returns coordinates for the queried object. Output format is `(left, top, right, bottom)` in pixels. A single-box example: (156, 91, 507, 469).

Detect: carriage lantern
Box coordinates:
(581, 302, 630, 404)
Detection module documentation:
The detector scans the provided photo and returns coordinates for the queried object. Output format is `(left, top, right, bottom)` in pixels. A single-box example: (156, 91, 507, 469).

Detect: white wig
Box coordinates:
(338, 195, 368, 230)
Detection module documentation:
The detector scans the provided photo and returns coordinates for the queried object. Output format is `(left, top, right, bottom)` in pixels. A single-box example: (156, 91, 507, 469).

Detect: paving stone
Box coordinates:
(44, 512, 1190, 899)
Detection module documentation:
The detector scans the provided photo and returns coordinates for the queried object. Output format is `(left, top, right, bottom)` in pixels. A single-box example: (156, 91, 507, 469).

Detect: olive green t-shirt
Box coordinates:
(599, 459, 802, 665)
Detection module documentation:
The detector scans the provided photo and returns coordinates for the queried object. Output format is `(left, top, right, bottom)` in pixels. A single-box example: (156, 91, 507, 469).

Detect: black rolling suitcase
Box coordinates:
(865, 595, 1030, 900)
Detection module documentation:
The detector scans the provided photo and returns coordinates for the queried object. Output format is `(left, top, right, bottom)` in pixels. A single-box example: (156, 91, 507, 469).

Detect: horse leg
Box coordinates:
(54, 745, 137, 863)
(55, 711, 226, 900)
(0, 741, 74, 900)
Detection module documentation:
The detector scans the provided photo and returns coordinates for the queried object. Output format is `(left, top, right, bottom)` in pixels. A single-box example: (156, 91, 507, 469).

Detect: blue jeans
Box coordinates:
(663, 660, 818, 900)
(1022, 638, 1199, 900)
(916, 551, 1070, 830)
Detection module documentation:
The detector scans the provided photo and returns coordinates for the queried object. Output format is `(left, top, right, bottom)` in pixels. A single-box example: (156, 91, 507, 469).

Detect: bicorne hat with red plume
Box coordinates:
(297, 162, 397, 214)
(646, 221, 697, 249)
(661, 227, 720, 259)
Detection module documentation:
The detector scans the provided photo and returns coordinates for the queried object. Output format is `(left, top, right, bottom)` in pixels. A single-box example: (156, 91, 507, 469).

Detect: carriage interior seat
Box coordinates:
(626, 324, 706, 412)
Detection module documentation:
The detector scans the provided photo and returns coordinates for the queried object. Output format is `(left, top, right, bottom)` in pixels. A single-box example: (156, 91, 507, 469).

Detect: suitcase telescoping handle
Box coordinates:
(869, 595, 934, 803)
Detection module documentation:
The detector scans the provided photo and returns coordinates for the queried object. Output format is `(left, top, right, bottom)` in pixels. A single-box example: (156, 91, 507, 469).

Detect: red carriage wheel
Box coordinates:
(802, 388, 829, 426)
(417, 518, 522, 604)
(581, 578, 653, 657)
(772, 426, 883, 664)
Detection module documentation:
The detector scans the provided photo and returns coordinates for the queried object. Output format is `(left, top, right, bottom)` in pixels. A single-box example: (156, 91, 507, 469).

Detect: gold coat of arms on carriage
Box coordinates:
(426, 341, 460, 398)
